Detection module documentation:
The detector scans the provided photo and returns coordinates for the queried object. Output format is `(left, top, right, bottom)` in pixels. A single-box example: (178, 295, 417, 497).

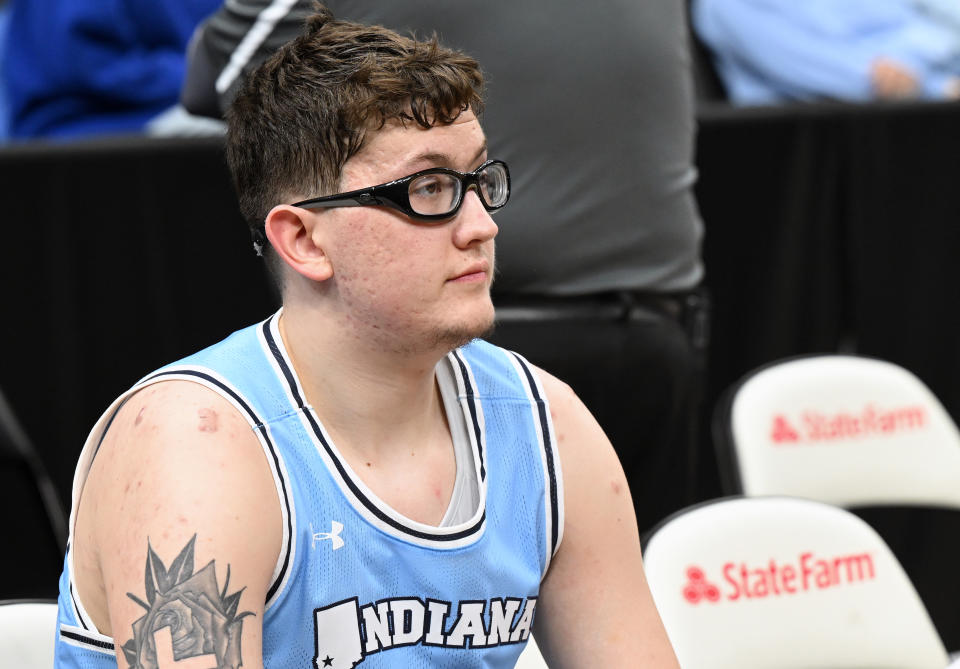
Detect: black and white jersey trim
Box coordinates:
(59, 623, 116, 654)
(450, 349, 487, 482)
(261, 317, 489, 546)
(136, 368, 295, 606)
(508, 352, 564, 568)
(68, 580, 90, 631)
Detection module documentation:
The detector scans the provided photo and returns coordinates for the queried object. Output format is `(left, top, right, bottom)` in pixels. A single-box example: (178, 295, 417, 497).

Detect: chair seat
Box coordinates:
(0, 600, 58, 668)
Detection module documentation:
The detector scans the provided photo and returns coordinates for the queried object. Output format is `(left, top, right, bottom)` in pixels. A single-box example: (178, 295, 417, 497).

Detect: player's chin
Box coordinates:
(436, 308, 496, 351)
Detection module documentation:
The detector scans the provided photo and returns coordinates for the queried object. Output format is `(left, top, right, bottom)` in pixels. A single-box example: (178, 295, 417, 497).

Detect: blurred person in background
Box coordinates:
(915, 0, 960, 33)
(179, 0, 710, 534)
(0, 0, 9, 140)
(693, 0, 960, 105)
(1, 0, 224, 140)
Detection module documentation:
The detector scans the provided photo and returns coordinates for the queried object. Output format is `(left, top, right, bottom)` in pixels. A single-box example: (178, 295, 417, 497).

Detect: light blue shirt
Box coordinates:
(693, 0, 960, 104)
(914, 0, 960, 34)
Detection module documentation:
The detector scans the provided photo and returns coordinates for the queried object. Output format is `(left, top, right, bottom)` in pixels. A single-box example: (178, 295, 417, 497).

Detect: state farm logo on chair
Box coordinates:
(683, 567, 720, 604)
(770, 404, 927, 444)
(683, 550, 876, 605)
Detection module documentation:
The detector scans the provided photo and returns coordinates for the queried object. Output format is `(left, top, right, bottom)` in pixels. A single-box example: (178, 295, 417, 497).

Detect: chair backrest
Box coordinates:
(642, 497, 949, 669)
(515, 634, 549, 669)
(0, 599, 58, 668)
(0, 386, 67, 599)
(714, 355, 960, 507)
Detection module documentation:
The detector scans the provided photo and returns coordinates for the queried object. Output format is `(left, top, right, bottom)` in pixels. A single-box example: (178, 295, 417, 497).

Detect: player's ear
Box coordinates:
(264, 205, 333, 282)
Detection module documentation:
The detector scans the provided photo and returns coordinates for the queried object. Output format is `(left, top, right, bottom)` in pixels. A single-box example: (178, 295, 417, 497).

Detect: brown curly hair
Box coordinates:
(225, 4, 485, 246)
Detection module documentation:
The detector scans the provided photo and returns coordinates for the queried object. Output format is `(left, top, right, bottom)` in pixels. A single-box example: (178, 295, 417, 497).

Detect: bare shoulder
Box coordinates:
(529, 366, 680, 668)
(531, 365, 629, 504)
(74, 379, 280, 666)
(83, 379, 278, 528)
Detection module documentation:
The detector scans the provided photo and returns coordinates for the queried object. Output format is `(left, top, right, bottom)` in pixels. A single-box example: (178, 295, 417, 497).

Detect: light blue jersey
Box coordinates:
(55, 311, 563, 668)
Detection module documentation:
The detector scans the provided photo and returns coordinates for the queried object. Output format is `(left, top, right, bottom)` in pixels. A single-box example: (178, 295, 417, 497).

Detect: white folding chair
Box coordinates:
(0, 599, 58, 668)
(714, 355, 960, 507)
(642, 497, 949, 669)
(515, 634, 549, 668)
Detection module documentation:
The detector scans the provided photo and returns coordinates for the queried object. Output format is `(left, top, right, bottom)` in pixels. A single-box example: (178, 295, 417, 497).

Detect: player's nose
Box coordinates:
(452, 190, 498, 248)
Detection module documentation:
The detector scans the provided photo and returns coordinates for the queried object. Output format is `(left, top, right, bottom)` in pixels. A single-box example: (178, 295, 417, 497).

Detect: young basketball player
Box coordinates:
(53, 7, 680, 667)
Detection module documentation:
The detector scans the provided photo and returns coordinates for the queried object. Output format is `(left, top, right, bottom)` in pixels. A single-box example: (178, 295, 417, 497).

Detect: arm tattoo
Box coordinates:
(122, 535, 254, 669)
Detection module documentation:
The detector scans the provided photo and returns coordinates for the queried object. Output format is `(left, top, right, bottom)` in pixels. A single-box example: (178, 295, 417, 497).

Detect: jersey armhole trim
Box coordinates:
(506, 351, 565, 576)
(138, 367, 296, 609)
(59, 623, 116, 655)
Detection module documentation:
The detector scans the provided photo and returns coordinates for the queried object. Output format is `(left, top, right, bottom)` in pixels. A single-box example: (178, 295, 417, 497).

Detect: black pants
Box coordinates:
(487, 289, 710, 535)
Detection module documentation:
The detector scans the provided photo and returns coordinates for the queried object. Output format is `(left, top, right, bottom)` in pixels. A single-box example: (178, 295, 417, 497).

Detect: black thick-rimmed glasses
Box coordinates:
(290, 159, 510, 222)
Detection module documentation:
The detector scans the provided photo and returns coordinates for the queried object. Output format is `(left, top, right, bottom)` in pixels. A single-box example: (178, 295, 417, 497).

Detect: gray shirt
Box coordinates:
(184, 0, 704, 295)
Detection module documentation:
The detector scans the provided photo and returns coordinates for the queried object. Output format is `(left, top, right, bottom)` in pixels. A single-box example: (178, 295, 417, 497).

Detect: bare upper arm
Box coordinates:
(531, 368, 680, 668)
(75, 380, 282, 669)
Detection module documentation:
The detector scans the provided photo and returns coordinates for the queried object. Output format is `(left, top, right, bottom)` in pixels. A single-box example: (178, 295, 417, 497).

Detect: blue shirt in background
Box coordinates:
(2, 0, 219, 139)
(693, 0, 960, 105)
(0, 3, 10, 140)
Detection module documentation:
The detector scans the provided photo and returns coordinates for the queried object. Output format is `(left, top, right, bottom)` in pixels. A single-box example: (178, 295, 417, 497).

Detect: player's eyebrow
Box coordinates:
(405, 142, 488, 171)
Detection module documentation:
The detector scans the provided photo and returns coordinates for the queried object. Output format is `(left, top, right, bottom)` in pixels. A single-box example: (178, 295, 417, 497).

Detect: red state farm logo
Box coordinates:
(682, 551, 876, 606)
(769, 404, 927, 445)
(682, 566, 720, 604)
(771, 415, 800, 443)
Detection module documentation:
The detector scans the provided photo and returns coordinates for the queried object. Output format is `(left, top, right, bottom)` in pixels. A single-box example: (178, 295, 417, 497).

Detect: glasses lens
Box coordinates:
(479, 162, 509, 208)
(408, 173, 462, 216)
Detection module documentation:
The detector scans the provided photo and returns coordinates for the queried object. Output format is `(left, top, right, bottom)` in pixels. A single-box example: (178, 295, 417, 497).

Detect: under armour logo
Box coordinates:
(683, 566, 720, 604)
(311, 521, 345, 550)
